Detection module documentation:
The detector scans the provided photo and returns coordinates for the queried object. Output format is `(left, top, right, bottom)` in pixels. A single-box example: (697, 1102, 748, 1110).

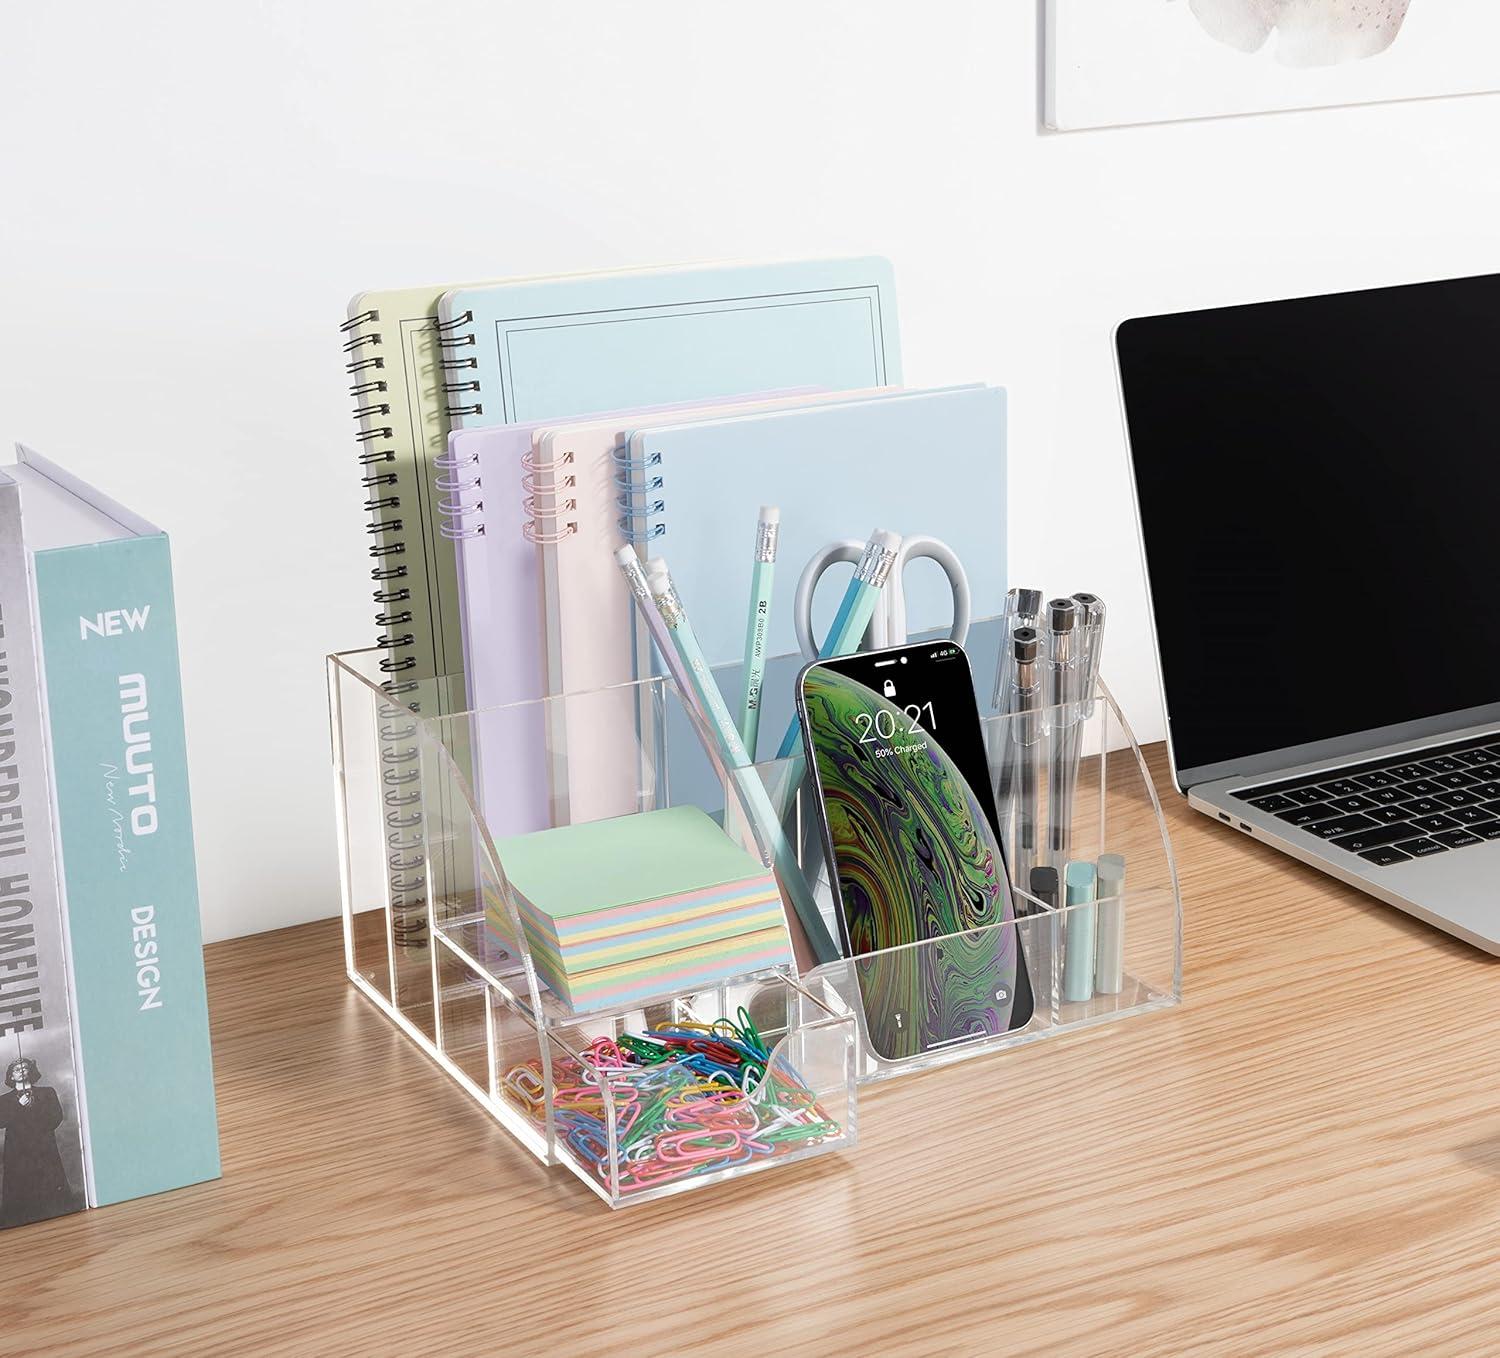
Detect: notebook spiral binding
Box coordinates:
(341, 307, 416, 685)
(436, 309, 484, 418)
(520, 448, 580, 546)
(343, 305, 427, 950)
(436, 445, 484, 542)
(611, 445, 667, 542)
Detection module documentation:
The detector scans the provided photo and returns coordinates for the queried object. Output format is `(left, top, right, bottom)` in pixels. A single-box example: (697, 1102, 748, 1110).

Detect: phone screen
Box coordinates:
(799, 641, 1033, 1060)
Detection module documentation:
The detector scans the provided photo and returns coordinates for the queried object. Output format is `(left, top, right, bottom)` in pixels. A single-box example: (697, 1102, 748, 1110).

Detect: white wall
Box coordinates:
(3, 1, 1497, 943)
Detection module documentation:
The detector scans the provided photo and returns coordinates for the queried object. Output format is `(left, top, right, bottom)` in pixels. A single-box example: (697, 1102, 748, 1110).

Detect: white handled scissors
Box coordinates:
(793, 534, 971, 660)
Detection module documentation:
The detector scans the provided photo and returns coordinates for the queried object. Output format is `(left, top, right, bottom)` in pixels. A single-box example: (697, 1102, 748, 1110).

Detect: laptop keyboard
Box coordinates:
(1229, 734, 1500, 868)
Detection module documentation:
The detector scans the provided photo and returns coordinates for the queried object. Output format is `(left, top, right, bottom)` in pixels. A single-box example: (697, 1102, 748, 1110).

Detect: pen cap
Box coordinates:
(1012, 626, 1040, 666)
(1096, 852, 1126, 900)
(1094, 853, 1126, 996)
(1047, 598, 1077, 633)
(1062, 860, 1098, 1003)
(1028, 865, 1059, 910)
(1014, 588, 1044, 622)
(1064, 860, 1097, 905)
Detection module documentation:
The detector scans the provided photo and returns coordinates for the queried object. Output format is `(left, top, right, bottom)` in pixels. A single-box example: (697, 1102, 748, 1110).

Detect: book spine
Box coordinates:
(29, 532, 220, 1207)
(339, 308, 417, 687)
(341, 307, 431, 952)
(0, 482, 89, 1227)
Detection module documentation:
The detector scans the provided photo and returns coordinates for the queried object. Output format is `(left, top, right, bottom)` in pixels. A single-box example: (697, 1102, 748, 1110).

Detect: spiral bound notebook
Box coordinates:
(622, 385, 1009, 664)
(435, 257, 900, 437)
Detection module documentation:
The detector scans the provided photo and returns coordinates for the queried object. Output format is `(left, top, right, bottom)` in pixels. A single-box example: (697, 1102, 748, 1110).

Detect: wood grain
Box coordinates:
(5, 746, 1499, 1357)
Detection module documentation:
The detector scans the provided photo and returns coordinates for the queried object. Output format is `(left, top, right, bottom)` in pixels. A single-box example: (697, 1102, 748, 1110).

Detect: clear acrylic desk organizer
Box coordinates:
(327, 615, 1182, 1204)
(328, 648, 858, 1208)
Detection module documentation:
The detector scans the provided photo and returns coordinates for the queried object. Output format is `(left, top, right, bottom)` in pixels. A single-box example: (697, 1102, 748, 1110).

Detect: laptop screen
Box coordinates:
(1118, 274, 1500, 782)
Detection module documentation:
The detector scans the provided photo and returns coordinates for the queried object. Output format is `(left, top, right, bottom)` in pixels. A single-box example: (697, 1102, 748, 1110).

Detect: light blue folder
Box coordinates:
(438, 258, 902, 432)
(626, 386, 1008, 667)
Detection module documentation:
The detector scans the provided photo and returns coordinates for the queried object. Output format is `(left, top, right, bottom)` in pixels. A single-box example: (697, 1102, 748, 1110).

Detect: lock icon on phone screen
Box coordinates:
(883, 679, 897, 698)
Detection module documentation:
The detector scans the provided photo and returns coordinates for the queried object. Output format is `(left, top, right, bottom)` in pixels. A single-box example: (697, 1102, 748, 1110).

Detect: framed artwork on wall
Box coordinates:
(1045, 2, 1500, 130)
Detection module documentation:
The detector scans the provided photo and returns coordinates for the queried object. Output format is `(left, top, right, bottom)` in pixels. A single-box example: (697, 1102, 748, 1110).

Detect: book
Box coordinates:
(0, 470, 88, 1229)
(621, 386, 1008, 817)
(439, 257, 899, 439)
(9, 446, 219, 1208)
(625, 386, 1008, 666)
(489, 805, 791, 1014)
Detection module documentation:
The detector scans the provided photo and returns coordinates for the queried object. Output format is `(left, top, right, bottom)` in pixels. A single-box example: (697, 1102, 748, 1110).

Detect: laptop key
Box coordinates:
(1286, 787, 1332, 805)
(1409, 813, 1459, 834)
(1355, 770, 1400, 789)
(1435, 789, 1483, 808)
(1387, 764, 1428, 781)
(1248, 794, 1298, 814)
(1397, 778, 1443, 798)
(1396, 837, 1448, 858)
(1401, 797, 1447, 817)
(1364, 787, 1409, 806)
(1276, 805, 1343, 828)
(1305, 814, 1380, 840)
(1366, 805, 1415, 825)
(1421, 756, 1466, 775)
(1447, 805, 1495, 826)
(1468, 781, 1500, 800)
(1433, 770, 1481, 789)
(1359, 845, 1413, 866)
(1324, 794, 1376, 814)
(1432, 829, 1482, 849)
(1321, 779, 1365, 797)
(1470, 821, 1500, 840)
(1330, 823, 1419, 853)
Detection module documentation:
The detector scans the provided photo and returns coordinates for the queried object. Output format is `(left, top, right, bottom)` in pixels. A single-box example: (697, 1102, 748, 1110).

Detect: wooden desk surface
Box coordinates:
(9, 747, 1500, 1356)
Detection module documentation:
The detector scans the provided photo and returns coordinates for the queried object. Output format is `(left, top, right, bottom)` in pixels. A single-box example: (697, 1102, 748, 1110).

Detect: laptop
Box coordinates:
(1116, 274, 1500, 954)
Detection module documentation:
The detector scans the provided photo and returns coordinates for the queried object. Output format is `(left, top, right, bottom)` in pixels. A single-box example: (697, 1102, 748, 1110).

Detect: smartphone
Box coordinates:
(797, 640, 1034, 1061)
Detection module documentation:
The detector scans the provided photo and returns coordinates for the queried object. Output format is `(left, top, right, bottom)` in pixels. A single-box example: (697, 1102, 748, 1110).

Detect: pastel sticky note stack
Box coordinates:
(490, 806, 792, 1013)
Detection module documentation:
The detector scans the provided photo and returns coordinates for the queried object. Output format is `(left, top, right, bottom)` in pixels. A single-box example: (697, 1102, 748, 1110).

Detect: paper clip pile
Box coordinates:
(501, 1007, 840, 1194)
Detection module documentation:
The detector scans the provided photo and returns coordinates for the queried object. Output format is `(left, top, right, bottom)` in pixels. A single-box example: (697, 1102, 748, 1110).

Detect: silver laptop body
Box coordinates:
(1116, 276, 1500, 954)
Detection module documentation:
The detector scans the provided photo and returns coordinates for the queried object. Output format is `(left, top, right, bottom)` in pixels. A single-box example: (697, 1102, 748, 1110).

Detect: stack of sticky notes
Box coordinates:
(489, 806, 793, 1013)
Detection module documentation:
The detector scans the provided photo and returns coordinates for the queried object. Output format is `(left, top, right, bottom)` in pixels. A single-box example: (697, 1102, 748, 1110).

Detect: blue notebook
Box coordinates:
(625, 386, 1008, 667)
(436, 257, 901, 433)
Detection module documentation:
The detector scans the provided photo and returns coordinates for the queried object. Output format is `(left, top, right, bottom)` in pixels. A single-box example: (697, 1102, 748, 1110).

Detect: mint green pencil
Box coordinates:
(773, 527, 901, 760)
(737, 506, 779, 758)
(616, 549, 840, 966)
